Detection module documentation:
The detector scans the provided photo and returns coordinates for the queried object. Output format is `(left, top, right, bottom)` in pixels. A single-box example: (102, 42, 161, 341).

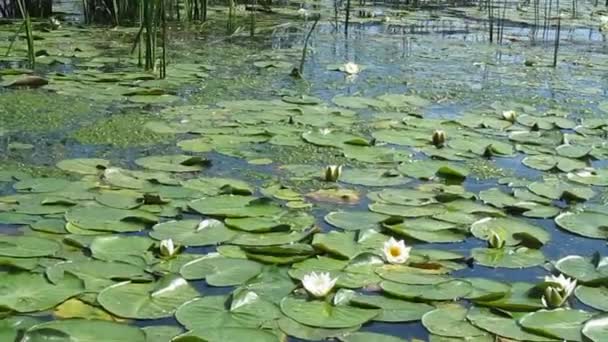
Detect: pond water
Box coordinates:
(1, 0, 608, 341)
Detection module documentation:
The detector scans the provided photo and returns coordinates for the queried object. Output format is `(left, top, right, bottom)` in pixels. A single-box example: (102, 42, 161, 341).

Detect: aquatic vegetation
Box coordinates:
(2, 1, 608, 341)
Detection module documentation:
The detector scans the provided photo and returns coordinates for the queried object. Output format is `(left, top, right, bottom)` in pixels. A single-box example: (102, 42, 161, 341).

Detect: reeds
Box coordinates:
(16, 0, 35, 68)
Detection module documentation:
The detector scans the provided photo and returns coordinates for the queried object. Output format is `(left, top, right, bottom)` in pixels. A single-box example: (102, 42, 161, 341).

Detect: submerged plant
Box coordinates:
(541, 274, 577, 308)
(383, 237, 411, 264)
(302, 272, 338, 298)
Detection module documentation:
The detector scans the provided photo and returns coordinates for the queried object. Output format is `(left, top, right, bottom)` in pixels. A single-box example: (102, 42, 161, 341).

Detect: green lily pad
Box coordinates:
(582, 315, 608, 342)
(189, 195, 283, 218)
(180, 255, 263, 286)
(280, 296, 380, 328)
(422, 304, 486, 338)
(381, 279, 472, 301)
(98, 275, 199, 319)
(555, 211, 608, 239)
(56, 158, 109, 175)
(175, 294, 281, 330)
(476, 282, 543, 311)
(24, 319, 145, 341)
(338, 332, 407, 342)
(0, 235, 60, 257)
(150, 219, 237, 246)
(472, 247, 545, 268)
(470, 217, 550, 247)
(179, 327, 279, 342)
(350, 293, 433, 322)
(519, 309, 592, 341)
(65, 206, 157, 233)
(466, 307, 554, 341)
(135, 155, 209, 172)
(575, 286, 608, 311)
(89, 235, 154, 264)
(278, 317, 359, 341)
(340, 169, 410, 187)
(555, 255, 608, 284)
(0, 272, 83, 312)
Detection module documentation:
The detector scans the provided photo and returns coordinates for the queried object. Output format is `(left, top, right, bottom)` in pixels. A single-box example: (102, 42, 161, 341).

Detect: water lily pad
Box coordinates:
(575, 285, 608, 311)
(476, 282, 543, 311)
(89, 235, 154, 264)
(278, 317, 359, 341)
(463, 278, 511, 301)
(555, 211, 608, 239)
(98, 275, 199, 319)
(381, 279, 472, 301)
(280, 296, 380, 328)
(422, 304, 486, 338)
(519, 309, 592, 341)
(150, 219, 237, 246)
(56, 158, 109, 175)
(338, 332, 407, 342)
(189, 195, 283, 218)
(143, 326, 183, 342)
(350, 293, 433, 322)
(65, 206, 157, 233)
(24, 319, 145, 341)
(555, 255, 608, 284)
(135, 155, 209, 172)
(0, 235, 60, 257)
(340, 169, 410, 187)
(466, 307, 556, 341)
(470, 217, 550, 247)
(179, 327, 279, 342)
(46, 259, 151, 291)
(180, 255, 263, 286)
(14, 177, 71, 193)
(175, 294, 281, 330)
(0, 272, 83, 312)
(582, 315, 608, 342)
(471, 247, 545, 268)
(325, 211, 389, 231)
(528, 179, 595, 201)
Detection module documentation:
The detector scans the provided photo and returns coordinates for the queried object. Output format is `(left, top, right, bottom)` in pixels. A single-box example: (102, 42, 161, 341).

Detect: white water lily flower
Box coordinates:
(383, 237, 412, 264)
(298, 8, 309, 18)
(342, 62, 360, 75)
(302, 272, 338, 298)
(502, 110, 517, 123)
(159, 239, 176, 257)
(541, 273, 577, 308)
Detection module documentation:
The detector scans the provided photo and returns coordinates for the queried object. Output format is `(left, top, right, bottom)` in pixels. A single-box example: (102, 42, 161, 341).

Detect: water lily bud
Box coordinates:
(502, 110, 517, 123)
(432, 130, 447, 147)
(488, 231, 505, 249)
(159, 239, 177, 257)
(324, 165, 342, 182)
(542, 286, 566, 308)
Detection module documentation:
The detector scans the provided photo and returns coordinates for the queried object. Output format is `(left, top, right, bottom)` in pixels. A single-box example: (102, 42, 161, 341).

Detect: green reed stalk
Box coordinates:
(16, 0, 35, 68)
